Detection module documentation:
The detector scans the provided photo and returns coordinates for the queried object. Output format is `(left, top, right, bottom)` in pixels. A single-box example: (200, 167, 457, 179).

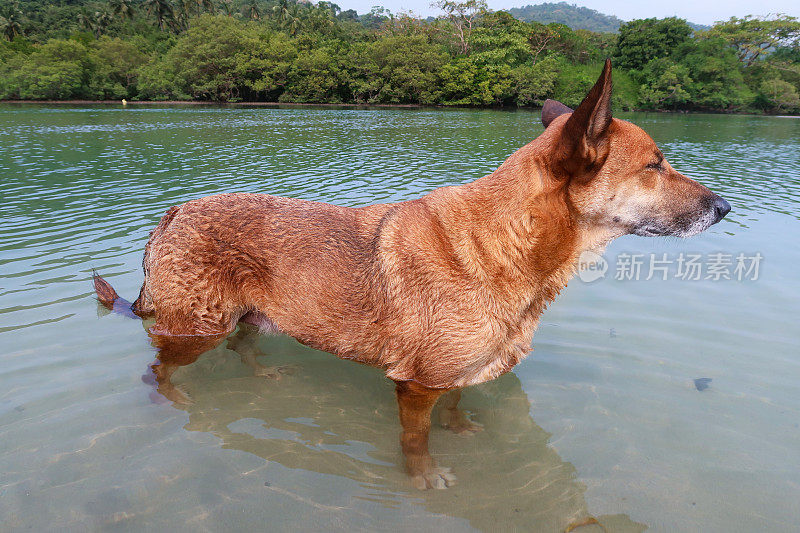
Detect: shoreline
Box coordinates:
(0, 99, 795, 116)
(0, 99, 431, 108)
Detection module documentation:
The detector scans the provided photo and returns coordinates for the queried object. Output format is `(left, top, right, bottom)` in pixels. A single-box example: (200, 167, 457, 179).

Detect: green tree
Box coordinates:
(432, 0, 487, 54)
(574, 29, 616, 63)
(550, 60, 595, 107)
(613, 17, 693, 71)
(2, 2, 799, 114)
(359, 6, 390, 30)
(511, 55, 559, 106)
(470, 11, 530, 67)
(676, 37, 750, 109)
(138, 15, 297, 101)
(350, 35, 447, 103)
(704, 15, 800, 67)
(305, 4, 336, 34)
(0, 39, 94, 99)
(281, 46, 348, 102)
(758, 77, 800, 111)
(285, 5, 303, 35)
(91, 36, 149, 98)
(638, 57, 692, 109)
(438, 56, 513, 105)
(551, 60, 638, 109)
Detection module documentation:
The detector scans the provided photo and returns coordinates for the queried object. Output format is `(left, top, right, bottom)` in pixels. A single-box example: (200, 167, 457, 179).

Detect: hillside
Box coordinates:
(507, 2, 624, 32)
(507, 2, 710, 33)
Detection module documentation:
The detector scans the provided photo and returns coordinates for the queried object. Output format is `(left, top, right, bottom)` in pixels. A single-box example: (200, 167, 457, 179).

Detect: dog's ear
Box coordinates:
(541, 99, 573, 128)
(560, 59, 613, 170)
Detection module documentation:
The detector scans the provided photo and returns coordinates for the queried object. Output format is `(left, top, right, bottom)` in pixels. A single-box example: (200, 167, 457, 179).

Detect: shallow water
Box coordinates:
(1, 104, 798, 532)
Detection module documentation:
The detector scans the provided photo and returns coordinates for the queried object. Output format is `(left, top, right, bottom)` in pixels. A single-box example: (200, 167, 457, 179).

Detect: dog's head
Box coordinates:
(541, 59, 730, 239)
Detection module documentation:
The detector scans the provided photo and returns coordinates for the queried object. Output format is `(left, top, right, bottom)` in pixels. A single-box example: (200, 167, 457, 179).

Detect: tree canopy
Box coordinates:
(1, 0, 799, 114)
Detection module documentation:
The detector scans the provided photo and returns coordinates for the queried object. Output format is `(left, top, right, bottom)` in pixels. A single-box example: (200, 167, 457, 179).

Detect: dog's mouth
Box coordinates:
(631, 224, 670, 237)
(633, 214, 716, 238)
(632, 195, 731, 238)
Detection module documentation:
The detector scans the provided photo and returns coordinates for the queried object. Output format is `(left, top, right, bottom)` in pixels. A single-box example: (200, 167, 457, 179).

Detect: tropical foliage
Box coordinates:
(1, 0, 799, 113)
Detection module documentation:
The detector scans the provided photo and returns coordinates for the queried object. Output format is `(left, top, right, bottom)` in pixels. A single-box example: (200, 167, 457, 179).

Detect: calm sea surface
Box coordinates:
(1, 105, 798, 532)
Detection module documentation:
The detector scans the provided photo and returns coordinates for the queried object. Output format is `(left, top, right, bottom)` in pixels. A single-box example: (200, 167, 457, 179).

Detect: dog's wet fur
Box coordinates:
(94, 61, 729, 489)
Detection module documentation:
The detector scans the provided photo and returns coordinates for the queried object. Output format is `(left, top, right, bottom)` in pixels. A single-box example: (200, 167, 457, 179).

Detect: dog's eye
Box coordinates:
(646, 161, 664, 171)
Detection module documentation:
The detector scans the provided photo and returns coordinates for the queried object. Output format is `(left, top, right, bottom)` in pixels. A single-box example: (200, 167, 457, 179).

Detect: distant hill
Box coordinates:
(508, 2, 624, 32)
(687, 22, 711, 32)
(507, 2, 711, 33)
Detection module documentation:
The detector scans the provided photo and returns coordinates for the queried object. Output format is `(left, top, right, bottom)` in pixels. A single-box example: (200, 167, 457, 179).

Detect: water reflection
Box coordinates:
(145, 324, 645, 532)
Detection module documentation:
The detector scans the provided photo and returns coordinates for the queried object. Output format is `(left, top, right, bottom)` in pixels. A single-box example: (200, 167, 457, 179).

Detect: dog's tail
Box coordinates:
(93, 271, 141, 319)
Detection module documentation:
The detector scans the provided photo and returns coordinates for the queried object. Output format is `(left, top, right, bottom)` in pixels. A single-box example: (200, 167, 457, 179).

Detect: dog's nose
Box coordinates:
(712, 196, 731, 222)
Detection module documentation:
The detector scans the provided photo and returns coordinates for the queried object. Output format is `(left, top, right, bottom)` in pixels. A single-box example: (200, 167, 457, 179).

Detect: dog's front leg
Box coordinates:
(226, 324, 295, 379)
(148, 333, 228, 404)
(394, 380, 455, 489)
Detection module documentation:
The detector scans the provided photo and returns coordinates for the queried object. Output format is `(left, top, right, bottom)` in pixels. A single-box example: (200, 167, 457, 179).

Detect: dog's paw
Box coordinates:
(411, 466, 457, 490)
(158, 383, 194, 405)
(226, 336, 259, 355)
(440, 411, 483, 436)
(253, 364, 296, 379)
(443, 419, 483, 436)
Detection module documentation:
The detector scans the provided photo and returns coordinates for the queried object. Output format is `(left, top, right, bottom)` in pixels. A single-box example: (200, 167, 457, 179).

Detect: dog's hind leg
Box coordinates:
(394, 380, 455, 490)
(438, 389, 483, 435)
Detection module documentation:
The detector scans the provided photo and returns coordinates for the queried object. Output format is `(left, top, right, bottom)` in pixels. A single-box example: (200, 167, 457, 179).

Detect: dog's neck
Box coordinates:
(432, 139, 609, 328)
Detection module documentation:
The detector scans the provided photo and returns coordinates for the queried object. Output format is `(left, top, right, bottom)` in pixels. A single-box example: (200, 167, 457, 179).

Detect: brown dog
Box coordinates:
(94, 60, 730, 490)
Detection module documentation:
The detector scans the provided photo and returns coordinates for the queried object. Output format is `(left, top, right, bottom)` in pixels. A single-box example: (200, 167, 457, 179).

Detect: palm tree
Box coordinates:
(109, 0, 136, 22)
(271, 0, 289, 24)
(76, 8, 97, 34)
(144, 0, 174, 30)
(0, 2, 23, 41)
(0, 16, 21, 41)
(173, 0, 196, 30)
(218, 0, 232, 16)
(197, 0, 214, 14)
(317, 1, 339, 17)
(94, 10, 113, 36)
(285, 4, 303, 35)
(246, 0, 260, 20)
(306, 4, 333, 33)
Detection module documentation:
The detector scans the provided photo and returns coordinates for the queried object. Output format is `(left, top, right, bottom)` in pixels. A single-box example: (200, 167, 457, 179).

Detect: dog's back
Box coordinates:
(138, 194, 388, 339)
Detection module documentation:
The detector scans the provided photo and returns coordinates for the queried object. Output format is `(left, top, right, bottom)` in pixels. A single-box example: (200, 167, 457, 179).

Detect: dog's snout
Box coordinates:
(712, 196, 731, 222)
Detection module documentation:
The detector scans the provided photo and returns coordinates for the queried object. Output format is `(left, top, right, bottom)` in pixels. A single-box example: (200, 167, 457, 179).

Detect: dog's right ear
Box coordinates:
(559, 59, 613, 172)
(541, 99, 573, 128)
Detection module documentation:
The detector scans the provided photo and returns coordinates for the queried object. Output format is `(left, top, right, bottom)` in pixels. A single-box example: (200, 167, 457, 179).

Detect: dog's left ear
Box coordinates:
(560, 59, 613, 171)
(541, 99, 573, 128)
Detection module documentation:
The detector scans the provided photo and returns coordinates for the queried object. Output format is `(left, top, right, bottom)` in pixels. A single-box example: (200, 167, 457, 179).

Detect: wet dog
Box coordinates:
(94, 60, 730, 489)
